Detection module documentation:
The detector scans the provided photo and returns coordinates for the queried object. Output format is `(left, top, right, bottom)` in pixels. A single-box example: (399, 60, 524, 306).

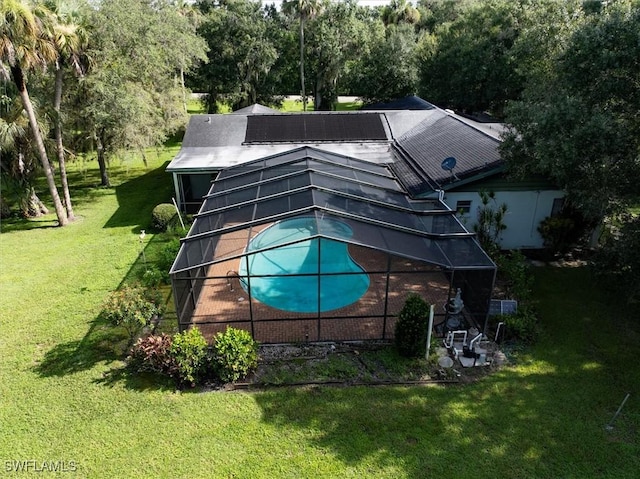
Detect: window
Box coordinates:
(456, 200, 472, 214)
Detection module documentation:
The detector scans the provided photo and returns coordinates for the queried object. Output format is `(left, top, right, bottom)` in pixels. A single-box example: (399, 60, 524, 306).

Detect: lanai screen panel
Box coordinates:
(209, 150, 396, 190)
(314, 212, 452, 267)
(170, 147, 496, 340)
(173, 149, 497, 273)
(437, 236, 495, 269)
(201, 168, 401, 215)
(192, 189, 315, 236)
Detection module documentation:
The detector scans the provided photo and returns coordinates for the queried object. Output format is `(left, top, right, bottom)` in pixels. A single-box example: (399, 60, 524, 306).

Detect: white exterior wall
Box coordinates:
(443, 190, 565, 250)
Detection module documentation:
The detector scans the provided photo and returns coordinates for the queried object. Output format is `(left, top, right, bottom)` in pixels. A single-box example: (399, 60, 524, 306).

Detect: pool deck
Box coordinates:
(189, 234, 452, 343)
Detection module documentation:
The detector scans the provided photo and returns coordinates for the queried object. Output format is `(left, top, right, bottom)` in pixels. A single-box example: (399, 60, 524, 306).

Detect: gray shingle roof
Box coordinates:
(361, 95, 436, 111)
(391, 113, 502, 196)
(181, 115, 247, 147)
(231, 104, 279, 114)
(170, 105, 504, 197)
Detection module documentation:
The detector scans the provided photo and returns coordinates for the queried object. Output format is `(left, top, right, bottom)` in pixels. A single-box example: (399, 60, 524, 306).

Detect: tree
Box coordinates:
(501, 0, 640, 219)
(473, 190, 507, 255)
(381, 0, 420, 26)
(46, 0, 88, 221)
(594, 213, 640, 309)
(305, 0, 368, 110)
(193, 0, 278, 112)
(282, 0, 325, 111)
(418, 0, 529, 117)
(353, 22, 418, 105)
(416, 0, 474, 33)
(0, 82, 51, 217)
(76, 0, 207, 186)
(173, 0, 207, 112)
(1, 0, 68, 225)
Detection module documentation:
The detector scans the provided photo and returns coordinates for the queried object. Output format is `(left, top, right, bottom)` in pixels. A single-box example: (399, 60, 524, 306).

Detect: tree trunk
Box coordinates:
(300, 18, 306, 112)
(314, 75, 323, 111)
(20, 186, 49, 218)
(95, 133, 110, 187)
(54, 64, 75, 221)
(180, 68, 187, 112)
(11, 65, 68, 226)
(0, 195, 12, 219)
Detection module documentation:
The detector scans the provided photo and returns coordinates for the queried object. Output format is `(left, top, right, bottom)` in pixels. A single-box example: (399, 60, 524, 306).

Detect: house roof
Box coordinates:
(391, 114, 503, 197)
(360, 95, 436, 111)
(167, 100, 506, 197)
(231, 104, 279, 114)
(168, 112, 397, 172)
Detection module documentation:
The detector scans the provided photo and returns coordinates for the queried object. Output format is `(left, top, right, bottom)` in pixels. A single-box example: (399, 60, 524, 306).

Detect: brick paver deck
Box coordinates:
(187, 226, 452, 343)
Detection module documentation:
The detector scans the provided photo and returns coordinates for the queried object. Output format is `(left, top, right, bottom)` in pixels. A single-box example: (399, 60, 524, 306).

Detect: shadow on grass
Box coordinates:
(33, 230, 181, 391)
(34, 317, 128, 378)
(254, 355, 635, 478)
(34, 315, 176, 392)
(0, 158, 174, 234)
(253, 267, 639, 478)
(0, 216, 61, 233)
(94, 364, 176, 392)
(103, 160, 174, 231)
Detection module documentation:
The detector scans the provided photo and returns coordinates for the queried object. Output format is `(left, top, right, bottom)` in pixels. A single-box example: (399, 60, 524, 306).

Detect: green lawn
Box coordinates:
(187, 96, 362, 114)
(280, 98, 363, 112)
(1, 153, 638, 478)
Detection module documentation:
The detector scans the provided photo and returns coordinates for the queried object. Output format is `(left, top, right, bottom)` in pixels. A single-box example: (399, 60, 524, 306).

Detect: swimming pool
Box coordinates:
(238, 217, 370, 313)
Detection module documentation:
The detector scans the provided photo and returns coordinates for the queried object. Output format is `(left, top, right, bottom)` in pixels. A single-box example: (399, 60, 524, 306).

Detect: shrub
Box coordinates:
(394, 294, 431, 358)
(156, 238, 182, 283)
(593, 213, 640, 307)
(128, 334, 175, 376)
(151, 203, 177, 232)
(140, 266, 164, 288)
(538, 216, 576, 255)
(212, 327, 259, 383)
(474, 190, 507, 254)
(100, 285, 160, 340)
(166, 222, 188, 236)
(502, 306, 539, 344)
(538, 206, 594, 255)
(170, 328, 209, 386)
(495, 250, 533, 301)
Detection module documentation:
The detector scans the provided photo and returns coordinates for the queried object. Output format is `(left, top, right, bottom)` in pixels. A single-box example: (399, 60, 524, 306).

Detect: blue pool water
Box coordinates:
(238, 217, 370, 313)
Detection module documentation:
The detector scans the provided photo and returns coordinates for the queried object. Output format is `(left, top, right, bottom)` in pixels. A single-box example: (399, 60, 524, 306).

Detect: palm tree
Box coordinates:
(381, 0, 421, 26)
(283, 0, 324, 112)
(46, 0, 88, 221)
(0, 85, 51, 217)
(1, 0, 68, 226)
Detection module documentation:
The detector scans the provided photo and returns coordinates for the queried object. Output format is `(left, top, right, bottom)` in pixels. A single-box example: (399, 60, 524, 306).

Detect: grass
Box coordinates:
(1, 153, 639, 477)
(187, 96, 363, 114)
(254, 344, 438, 386)
(280, 98, 363, 112)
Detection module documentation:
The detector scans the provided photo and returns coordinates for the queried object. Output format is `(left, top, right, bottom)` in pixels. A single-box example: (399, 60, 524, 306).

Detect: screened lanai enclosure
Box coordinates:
(170, 147, 496, 343)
